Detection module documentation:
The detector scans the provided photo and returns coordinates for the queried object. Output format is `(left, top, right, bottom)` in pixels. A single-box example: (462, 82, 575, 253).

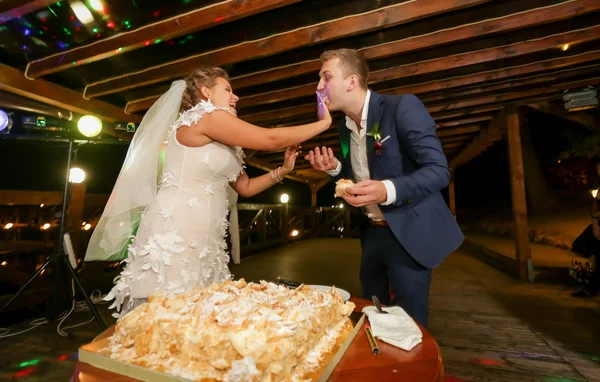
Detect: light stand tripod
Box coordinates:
(0, 139, 107, 331)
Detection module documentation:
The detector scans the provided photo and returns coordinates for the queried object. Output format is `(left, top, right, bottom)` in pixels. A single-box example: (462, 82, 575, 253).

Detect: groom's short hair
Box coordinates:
(320, 49, 369, 89)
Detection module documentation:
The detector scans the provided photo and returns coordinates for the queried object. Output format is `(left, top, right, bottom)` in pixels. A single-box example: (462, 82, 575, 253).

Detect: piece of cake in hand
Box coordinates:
(334, 179, 354, 198)
(102, 279, 356, 382)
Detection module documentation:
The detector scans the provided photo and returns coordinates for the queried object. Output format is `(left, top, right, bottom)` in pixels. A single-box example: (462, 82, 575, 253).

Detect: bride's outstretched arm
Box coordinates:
(231, 145, 300, 197)
(197, 93, 331, 151)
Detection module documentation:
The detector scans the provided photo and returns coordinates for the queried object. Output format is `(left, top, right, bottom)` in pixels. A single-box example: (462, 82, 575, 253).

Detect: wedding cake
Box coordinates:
(102, 279, 355, 381)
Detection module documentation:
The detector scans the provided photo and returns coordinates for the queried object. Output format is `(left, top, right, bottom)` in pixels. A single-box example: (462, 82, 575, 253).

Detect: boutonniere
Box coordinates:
(366, 123, 390, 156)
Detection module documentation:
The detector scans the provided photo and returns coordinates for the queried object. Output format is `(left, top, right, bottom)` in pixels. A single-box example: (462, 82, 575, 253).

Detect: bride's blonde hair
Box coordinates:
(180, 67, 229, 112)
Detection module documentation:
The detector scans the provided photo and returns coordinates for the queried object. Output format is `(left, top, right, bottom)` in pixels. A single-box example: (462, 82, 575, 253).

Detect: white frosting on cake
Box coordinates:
(103, 279, 355, 381)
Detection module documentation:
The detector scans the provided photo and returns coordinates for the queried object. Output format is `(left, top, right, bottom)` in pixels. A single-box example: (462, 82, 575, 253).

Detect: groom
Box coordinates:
(305, 49, 463, 328)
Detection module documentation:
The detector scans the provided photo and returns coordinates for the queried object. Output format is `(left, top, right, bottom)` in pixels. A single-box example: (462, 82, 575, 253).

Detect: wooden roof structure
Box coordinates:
(1, 0, 599, 189)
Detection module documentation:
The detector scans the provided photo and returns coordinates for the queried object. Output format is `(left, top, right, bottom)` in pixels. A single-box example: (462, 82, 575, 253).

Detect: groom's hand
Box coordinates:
(342, 180, 387, 207)
(305, 146, 338, 171)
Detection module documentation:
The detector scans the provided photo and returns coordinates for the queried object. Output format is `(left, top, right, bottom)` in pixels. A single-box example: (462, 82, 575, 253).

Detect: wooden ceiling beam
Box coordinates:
(441, 134, 477, 144)
(0, 62, 140, 124)
(25, 0, 300, 79)
(0, 0, 57, 24)
(0, 91, 74, 120)
(434, 106, 504, 121)
(232, 0, 600, 92)
(239, 48, 600, 124)
(450, 110, 508, 169)
(443, 142, 467, 150)
(85, 0, 489, 98)
(371, 25, 600, 84)
(427, 77, 600, 114)
(243, 76, 600, 126)
(126, 1, 600, 112)
(437, 116, 493, 128)
(421, 64, 600, 104)
(438, 125, 482, 137)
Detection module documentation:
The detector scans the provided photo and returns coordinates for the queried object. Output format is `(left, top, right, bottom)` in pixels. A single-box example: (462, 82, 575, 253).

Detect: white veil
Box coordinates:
(85, 80, 186, 262)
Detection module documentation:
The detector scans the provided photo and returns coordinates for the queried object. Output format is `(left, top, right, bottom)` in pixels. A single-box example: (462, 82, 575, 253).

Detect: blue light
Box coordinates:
(0, 110, 10, 133)
(24, 29, 31, 36)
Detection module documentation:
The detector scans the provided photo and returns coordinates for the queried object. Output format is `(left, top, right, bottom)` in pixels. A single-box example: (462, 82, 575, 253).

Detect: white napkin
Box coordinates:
(362, 306, 423, 351)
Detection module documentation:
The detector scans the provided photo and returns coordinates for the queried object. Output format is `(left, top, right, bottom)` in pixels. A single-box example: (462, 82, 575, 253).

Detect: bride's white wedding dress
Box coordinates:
(106, 100, 244, 314)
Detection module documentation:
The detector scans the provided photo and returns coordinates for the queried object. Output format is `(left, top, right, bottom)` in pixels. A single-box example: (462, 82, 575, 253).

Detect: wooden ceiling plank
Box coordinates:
(232, 0, 600, 92)
(239, 46, 600, 123)
(243, 75, 600, 125)
(0, 62, 140, 124)
(370, 25, 600, 84)
(450, 110, 508, 169)
(85, 0, 490, 98)
(437, 116, 493, 127)
(0, 0, 57, 24)
(127, 0, 600, 111)
(438, 125, 482, 137)
(25, 0, 301, 78)
(420, 63, 600, 103)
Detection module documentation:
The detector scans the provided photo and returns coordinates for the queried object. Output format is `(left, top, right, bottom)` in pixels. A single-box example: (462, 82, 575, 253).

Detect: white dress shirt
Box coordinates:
(325, 90, 396, 221)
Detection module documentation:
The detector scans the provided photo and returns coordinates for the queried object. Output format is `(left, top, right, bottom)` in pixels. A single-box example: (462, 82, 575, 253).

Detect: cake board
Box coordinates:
(78, 311, 366, 382)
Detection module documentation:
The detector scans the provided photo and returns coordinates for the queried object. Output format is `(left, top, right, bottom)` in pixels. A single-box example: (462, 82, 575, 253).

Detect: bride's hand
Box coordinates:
(281, 144, 301, 174)
(316, 92, 332, 128)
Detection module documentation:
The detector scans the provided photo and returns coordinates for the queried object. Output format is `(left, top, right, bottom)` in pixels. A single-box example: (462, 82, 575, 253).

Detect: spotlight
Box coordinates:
(1, 261, 6, 266)
(69, 167, 86, 183)
(291, 229, 299, 237)
(592, 189, 598, 199)
(70, 1, 94, 24)
(83, 223, 92, 231)
(78, 115, 102, 137)
(0, 110, 12, 134)
(4, 223, 13, 229)
(280, 193, 289, 204)
(41, 223, 51, 230)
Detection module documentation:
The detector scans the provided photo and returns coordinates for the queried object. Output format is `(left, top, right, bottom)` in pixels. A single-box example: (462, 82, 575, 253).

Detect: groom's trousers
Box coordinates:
(360, 224, 432, 329)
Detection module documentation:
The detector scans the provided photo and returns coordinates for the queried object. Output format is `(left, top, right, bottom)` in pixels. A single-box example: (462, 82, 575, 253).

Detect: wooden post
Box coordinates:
(506, 105, 531, 281)
(68, 183, 86, 261)
(311, 187, 318, 207)
(448, 170, 456, 218)
(258, 210, 267, 243)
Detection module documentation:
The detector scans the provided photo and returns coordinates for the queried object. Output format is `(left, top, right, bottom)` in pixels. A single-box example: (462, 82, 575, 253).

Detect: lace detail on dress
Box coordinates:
(165, 99, 232, 142)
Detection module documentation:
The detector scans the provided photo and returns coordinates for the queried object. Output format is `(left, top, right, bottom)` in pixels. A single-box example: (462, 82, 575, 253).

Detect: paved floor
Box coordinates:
(1, 238, 599, 381)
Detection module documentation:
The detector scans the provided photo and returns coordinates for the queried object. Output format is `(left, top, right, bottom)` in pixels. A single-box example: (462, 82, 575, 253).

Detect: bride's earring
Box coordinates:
(208, 95, 212, 103)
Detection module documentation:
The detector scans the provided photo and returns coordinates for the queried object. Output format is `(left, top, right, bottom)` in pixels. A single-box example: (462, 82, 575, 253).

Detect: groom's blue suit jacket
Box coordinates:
(334, 91, 464, 268)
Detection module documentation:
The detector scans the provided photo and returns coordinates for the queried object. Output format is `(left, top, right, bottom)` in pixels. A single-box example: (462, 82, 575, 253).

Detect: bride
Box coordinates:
(85, 67, 331, 315)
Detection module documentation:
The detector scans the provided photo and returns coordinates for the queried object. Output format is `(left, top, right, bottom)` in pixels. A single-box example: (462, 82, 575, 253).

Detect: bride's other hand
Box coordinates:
(316, 92, 332, 127)
(281, 144, 301, 174)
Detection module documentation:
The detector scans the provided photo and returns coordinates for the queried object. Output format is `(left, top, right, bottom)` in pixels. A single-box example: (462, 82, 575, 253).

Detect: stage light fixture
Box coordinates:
(77, 115, 102, 137)
(0, 110, 11, 134)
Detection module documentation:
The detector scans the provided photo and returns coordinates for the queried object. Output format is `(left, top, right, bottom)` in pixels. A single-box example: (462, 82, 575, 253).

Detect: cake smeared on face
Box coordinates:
(334, 179, 354, 198)
(103, 279, 355, 382)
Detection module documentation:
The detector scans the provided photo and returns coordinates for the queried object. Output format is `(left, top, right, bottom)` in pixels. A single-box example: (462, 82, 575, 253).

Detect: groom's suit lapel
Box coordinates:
(366, 90, 385, 178)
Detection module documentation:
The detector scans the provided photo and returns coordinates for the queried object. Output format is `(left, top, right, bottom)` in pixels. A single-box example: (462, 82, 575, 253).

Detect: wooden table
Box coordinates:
(71, 298, 443, 381)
